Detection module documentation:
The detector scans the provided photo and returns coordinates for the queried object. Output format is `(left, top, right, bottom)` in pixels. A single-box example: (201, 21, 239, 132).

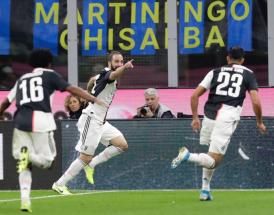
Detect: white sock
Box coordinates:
(19, 169, 32, 204)
(202, 168, 215, 191)
(56, 158, 85, 186)
(188, 153, 215, 169)
(89, 146, 123, 168)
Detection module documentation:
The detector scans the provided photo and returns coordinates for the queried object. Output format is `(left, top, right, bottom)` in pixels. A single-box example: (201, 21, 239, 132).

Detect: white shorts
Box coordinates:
(12, 128, 56, 165)
(75, 114, 123, 155)
(200, 116, 239, 155)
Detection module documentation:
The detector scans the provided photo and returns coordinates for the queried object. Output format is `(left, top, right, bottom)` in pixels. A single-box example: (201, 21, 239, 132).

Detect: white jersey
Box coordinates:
(82, 68, 117, 123)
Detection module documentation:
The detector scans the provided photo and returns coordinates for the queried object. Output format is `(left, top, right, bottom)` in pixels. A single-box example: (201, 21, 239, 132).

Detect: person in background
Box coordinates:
(64, 94, 87, 119)
(134, 88, 175, 118)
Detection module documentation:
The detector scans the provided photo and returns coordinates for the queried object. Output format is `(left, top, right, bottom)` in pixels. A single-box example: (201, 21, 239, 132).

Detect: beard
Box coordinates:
(111, 64, 124, 71)
(111, 65, 117, 70)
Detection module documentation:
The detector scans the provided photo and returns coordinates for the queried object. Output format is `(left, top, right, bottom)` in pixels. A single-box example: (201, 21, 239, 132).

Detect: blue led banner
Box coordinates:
(33, 0, 59, 55)
(179, 0, 205, 54)
(0, 0, 254, 56)
(81, 0, 108, 56)
(0, 0, 11, 55)
(131, 0, 157, 55)
(227, 0, 252, 51)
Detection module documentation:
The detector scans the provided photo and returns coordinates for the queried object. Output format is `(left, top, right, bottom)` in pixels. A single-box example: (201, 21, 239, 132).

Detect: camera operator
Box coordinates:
(134, 88, 175, 118)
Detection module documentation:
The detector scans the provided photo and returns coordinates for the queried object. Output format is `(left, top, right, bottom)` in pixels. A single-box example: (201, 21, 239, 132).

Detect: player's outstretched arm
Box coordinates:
(109, 59, 134, 80)
(249, 90, 266, 134)
(190, 86, 207, 132)
(66, 85, 108, 108)
(0, 98, 11, 120)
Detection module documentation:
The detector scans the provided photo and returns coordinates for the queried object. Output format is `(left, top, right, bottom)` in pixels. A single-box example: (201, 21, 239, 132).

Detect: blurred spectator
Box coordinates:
(64, 94, 87, 119)
(0, 65, 16, 90)
(134, 88, 175, 118)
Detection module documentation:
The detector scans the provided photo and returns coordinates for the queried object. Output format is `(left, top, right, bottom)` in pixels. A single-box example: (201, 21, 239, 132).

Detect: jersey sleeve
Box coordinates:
(7, 81, 18, 103)
(104, 71, 111, 80)
(50, 72, 70, 92)
(104, 70, 115, 83)
(199, 70, 213, 90)
(246, 72, 258, 91)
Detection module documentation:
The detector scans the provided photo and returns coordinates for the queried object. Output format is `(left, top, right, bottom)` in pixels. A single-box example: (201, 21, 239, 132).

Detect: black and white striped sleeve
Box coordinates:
(199, 70, 213, 90)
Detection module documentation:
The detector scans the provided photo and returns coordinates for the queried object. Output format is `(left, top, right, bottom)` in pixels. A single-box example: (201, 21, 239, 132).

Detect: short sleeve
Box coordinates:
(199, 70, 214, 90)
(246, 72, 258, 91)
(104, 70, 115, 83)
(7, 81, 18, 103)
(49, 72, 70, 92)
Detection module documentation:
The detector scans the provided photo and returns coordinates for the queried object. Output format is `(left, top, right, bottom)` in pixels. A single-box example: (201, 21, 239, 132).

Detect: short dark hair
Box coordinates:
(29, 48, 53, 68)
(107, 51, 122, 62)
(228, 46, 244, 60)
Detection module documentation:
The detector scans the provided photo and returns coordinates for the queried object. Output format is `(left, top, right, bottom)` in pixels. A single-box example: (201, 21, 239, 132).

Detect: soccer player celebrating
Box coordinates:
(52, 51, 134, 194)
(0, 49, 105, 212)
(171, 47, 266, 201)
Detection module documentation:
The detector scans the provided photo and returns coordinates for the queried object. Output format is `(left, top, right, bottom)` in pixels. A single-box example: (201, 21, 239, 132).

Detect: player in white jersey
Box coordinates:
(171, 47, 266, 200)
(52, 51, 134, 194)
(0, 49, 104, 212)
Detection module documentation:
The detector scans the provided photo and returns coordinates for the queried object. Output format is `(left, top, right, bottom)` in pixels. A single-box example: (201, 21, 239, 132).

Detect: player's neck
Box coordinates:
(227, 58, 243, 65)
(228, 61, 242, 65)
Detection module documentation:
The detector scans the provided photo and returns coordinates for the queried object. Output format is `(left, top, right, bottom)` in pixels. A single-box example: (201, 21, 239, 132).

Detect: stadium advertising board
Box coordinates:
(0, 0, 252, 56)
(1, 88, 274, 119)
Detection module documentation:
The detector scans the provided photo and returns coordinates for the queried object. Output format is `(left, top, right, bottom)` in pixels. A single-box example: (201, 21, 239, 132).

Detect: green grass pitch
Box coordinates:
(0, 190, 273, 215)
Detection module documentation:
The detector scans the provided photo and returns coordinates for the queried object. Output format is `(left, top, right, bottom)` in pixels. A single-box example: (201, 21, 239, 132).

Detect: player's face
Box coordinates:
(69, 97, 81, 112)
(145, 94, 159, 111)
(110, 54, 124, 70)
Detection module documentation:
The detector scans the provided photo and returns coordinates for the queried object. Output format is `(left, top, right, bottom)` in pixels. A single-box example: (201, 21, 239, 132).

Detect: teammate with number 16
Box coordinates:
(171, 47, 266, 201)
(0, 49, 105, 212)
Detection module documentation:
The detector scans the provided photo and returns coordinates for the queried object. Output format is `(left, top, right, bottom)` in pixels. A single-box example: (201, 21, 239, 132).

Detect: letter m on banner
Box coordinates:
(33, 0, 59, 55)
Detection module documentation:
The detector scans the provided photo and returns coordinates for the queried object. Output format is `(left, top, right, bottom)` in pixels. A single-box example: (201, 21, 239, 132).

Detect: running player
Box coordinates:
(52, 51, 134, 193)
(171, 47, 266, 200)
(0, 48, 104, 212)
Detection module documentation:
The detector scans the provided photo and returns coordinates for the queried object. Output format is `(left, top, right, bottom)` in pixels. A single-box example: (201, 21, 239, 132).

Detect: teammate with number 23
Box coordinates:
(171, 46, 266, 201)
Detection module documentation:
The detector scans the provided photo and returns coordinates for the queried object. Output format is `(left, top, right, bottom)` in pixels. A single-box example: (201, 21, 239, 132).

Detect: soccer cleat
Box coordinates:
(171, 147, 190, 169)
(17, 147, 30, 173)
(52, 182, 72, 195)
(21, 202, 32, 212)
(199, 190, 213, 201)
(84, 166, 95, 184)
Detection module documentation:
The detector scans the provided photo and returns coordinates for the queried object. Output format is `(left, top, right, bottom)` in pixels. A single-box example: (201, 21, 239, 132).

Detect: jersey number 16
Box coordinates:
(19, 77, 44, 105)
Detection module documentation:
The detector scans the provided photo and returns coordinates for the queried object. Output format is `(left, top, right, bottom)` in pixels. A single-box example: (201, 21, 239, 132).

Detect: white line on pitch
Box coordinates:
(0, 190, 118, 203)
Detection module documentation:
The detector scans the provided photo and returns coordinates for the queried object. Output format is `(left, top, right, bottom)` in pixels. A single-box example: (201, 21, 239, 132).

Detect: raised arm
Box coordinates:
(249, 90, 266, 134)
(66, 85, 107, 107)
(109, 59, 134, 81)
